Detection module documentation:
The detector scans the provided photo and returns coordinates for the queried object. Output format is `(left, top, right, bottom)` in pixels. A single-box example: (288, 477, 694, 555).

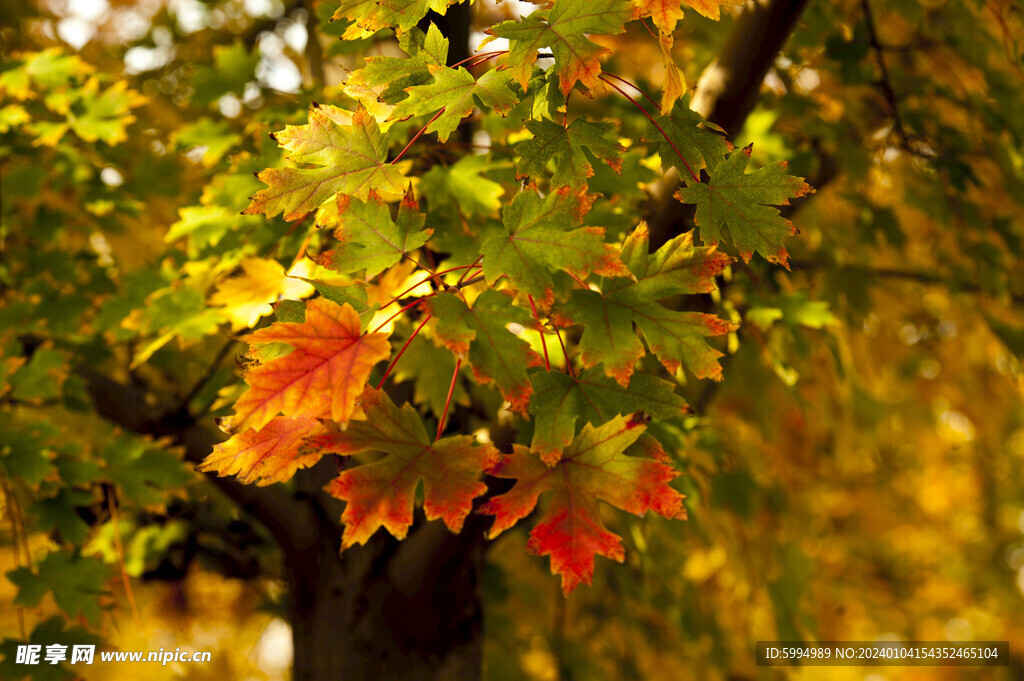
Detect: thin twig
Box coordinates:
(372, 298, 429, 334)
(176, 340, 237, 415)
(861, 0, 909, 146)
(107, 486, 143, 631)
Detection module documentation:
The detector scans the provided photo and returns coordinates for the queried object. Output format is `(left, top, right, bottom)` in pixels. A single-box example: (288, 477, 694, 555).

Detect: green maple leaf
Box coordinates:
(559, 223, 736, 385)
(427, 290, 543, 414)
(516, 118, 624, 189)
(391, 67, 518, 142)
(674, 145, 813, 265)
(191, 41, 258, 106)
(480, 188, 627, 303)
(322, 388, 498, 548)
(419, 155, 505, 217)
(487, 0, 631, 94)
(318, 190, 431, 278)
(643, 95, 731, 177)
(244, 105, 405, 221)
(8, 552, 111, 625)
(0, 417, 57, 484)
(32, 488, 94, 544)
(529, 367, 688, 462)
(343, 25, 448, 112)
(335, 0, 460, 33)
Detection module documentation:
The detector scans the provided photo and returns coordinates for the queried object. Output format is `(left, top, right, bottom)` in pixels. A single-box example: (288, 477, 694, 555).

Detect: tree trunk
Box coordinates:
(287, 461, 489, 681)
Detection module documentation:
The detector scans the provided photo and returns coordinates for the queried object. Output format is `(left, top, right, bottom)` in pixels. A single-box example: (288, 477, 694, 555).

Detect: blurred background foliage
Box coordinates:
(1, 0, 1023, 680)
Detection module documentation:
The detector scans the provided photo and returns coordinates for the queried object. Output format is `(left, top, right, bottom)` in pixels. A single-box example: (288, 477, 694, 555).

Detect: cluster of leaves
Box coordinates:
(196, 0, 810, 593)
(4, 0, 1024, 677)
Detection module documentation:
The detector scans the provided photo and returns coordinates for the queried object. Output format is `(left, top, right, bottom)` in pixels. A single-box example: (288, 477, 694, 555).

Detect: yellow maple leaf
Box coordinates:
(209, 257, 315, 330)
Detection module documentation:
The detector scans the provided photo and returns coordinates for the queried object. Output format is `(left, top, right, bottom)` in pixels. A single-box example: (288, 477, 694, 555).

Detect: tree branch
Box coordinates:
(788, 260, 1024, 305)
(78, 367, 319, 552)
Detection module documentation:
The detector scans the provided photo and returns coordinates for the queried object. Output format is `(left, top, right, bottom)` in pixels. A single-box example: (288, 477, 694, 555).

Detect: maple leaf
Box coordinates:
(481, 188, 627, 303)
(209, 257, 315, 330)
(419, 154, 505, 217)
(229, 299, 391, 432)
(631, 0, 684, 34)
(643, 95, 731, 177)
(481, 416, 687, 594)
(335, 0, 460, 34)
(317, 189, 431, 279)
(682, 0, 742, 20)
(343, 25, 448, 122)
(658, 33, 687, 114)
(631, 0, 740, 28)
(559, 223, 736, 385)
(198, 415, 327, 486)
(529, 367, 687, 463)
(674, 145, 814, 265)
(322, 387, 498, 548)
(390, 67, 518, 142)
(426, 290, 543, 414)
(488, 0, 631, 95)
(244, 105, 405, 221)
(515, 118, 624, 189)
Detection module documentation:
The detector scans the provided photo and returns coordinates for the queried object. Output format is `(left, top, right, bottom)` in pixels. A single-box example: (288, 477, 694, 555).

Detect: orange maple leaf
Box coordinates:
(199, 415, 327, 486)
(229, 299, 391, 432)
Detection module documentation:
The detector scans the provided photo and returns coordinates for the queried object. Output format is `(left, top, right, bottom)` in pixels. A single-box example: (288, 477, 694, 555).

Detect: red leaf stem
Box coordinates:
(392, 108, 447, 164)
(599, 73, 700, 183)
(553, 324, 575, 378)
(372, 298, 430, 334)
(436, 358, 462, 440)
(377, 314, 432, 389)
(528, 294, 551, 371)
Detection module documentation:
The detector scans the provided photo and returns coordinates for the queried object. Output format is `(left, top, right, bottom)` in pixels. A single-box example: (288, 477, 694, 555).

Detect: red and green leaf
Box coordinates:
(643, 95, 731, 177)
(322, 387, 498, 548)
(317, 189, 431, 279)
(334, 0, 462, 33)
(391, 66, 518, 142)
(559, 224, 735, 384)
(487, 0, 631, 95)
(481, 416, 687, 594)
(481, 188, 627, 303)
(427, 290, 543, 414)
(515, 118, 624, 189)
(529, 367, 688, 463)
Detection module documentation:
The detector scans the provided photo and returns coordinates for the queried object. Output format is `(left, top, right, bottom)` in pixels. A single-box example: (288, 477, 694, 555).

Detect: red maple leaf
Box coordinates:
(481, 416, 687, 594)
